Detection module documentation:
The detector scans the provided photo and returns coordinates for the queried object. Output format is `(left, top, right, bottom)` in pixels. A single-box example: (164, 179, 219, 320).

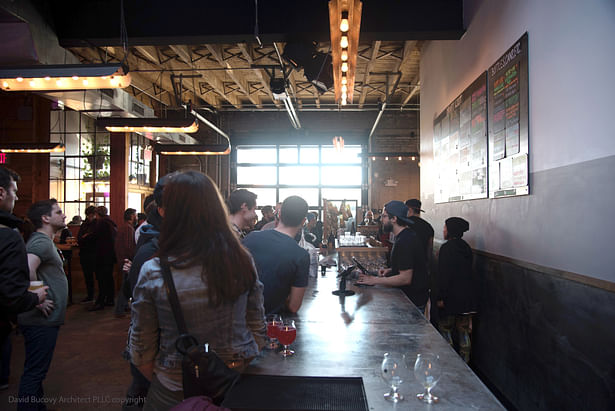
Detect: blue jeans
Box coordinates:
(17, 325, 60, 411)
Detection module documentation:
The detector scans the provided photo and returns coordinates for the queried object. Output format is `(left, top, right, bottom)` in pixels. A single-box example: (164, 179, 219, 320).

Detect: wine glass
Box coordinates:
(380, 352, 408, 402)
(277, 319, 296, 357)
(413, 353, 441, 403)
(265, 314, 282, 349)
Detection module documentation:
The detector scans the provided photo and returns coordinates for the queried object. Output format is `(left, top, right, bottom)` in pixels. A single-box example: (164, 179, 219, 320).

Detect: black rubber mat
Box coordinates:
(221, 374, 369, 411)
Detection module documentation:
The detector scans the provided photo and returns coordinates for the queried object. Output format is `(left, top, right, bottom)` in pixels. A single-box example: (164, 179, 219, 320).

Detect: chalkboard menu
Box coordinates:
(433, 73, 488, 203)
(488, 33, 529, 197)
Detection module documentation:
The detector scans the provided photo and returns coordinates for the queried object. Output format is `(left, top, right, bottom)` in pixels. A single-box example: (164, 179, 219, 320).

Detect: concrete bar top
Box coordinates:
(246, 266, 505, 410)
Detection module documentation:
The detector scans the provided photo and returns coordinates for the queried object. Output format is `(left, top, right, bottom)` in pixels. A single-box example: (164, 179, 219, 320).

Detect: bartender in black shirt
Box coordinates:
(357, 200, 429, 311)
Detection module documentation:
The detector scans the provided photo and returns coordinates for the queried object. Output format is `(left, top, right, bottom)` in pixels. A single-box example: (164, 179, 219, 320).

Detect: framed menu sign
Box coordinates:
(433, 73, 488, 203)
(488, 32, 529, 198)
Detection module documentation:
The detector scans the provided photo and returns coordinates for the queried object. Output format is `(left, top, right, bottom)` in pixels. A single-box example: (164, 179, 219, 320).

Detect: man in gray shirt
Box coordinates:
(17, 199, 68, 409)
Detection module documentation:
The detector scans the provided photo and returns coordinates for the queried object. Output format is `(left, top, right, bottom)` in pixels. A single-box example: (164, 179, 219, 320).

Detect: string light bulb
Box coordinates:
(340, 11, 349, 32)
(341, 50, 348, 61)
(340, 35, 349, 48)
(341, 62, 348, 72)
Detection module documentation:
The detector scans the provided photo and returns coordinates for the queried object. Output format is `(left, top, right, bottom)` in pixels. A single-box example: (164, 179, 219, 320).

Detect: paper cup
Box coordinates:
(28, 281, 44, 291)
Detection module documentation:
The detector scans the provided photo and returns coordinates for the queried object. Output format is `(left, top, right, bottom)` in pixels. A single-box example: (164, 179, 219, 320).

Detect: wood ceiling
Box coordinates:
(67, 40, 424, 113)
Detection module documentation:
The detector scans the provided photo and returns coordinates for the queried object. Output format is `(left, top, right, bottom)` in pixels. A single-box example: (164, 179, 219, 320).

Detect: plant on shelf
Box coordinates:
(82, 146, 111, 180)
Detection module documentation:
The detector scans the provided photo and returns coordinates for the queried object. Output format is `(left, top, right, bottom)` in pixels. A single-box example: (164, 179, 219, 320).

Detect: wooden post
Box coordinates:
(109, 132, 129, 227)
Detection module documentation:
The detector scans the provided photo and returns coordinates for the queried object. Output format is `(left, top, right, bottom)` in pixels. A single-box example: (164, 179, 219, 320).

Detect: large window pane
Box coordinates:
(279, 188, 319, 207)
(237, 147, 276, 164)
(49, 179, 64, 202)
(65, 180, 81, 202)
(237, 166, 277, 185)
(279, 146, 298, 164)
(321, 145, 362, 164)
(321, 188, 362, 206)
(65, 157, 82, 179)
(300, 146, 319, 164)
(279, 166, 319, 185)
(321, 166, 362, 185)
(244, 188, 276, 208)
(50, 156, 64, 179)
(65, 133, 80, 155)
(62, 203, 82, 222)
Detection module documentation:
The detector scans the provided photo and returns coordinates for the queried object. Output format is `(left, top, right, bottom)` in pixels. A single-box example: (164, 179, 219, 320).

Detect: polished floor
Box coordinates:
(0, 296, 132, 411)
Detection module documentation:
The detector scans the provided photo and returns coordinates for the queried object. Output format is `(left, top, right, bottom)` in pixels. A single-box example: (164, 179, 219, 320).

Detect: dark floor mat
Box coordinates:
(221, 374, 369, 411)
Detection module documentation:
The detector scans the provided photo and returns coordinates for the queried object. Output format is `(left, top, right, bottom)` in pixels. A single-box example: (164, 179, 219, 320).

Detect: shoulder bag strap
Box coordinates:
(159, 259, 189, 336)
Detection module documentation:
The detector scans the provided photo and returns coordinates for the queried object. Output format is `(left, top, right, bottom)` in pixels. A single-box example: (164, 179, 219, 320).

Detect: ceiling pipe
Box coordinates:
(186, 105, 232, 150)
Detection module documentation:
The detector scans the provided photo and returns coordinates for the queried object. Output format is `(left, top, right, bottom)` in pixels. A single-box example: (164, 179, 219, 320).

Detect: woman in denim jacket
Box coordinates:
(129, 171, 266, 410)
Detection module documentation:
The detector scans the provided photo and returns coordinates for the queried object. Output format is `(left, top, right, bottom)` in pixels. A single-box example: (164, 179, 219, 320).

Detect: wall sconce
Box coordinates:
(96, 116, 199, 134)
(332, 136, 344, 152)
(329, 0, 362, 106)
(0, 143, 65, 154)
(0, 64, 130, 91)
(154, 143, 230, 156)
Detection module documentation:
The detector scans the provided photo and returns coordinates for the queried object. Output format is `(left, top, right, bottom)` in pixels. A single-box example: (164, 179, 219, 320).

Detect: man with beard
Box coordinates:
(356, 200, 429, 311)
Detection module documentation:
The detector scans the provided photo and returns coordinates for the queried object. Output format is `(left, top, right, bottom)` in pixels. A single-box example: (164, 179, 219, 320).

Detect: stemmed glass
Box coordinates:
(413, 353, 441, 403)
(266, 314, 282, 349)
(277, 319, 297, 357)
(380, 352, 408, 402)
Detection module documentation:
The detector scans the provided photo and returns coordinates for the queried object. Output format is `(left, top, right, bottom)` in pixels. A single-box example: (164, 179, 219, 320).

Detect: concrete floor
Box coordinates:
(0, 295, 132, 411)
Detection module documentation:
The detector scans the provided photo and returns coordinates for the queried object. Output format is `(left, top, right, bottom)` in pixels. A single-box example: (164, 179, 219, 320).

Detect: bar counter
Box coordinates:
(245, 264, 505, 410)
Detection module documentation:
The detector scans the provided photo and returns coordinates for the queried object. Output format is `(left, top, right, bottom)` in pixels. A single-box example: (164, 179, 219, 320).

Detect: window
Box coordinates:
(235, 144, 364, 214)
(129, 134, 152, 186)
(49, 110, 111, 220)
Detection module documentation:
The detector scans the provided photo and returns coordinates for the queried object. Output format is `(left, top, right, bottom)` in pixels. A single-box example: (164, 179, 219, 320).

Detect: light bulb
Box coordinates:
(385, 157, 389, 161)
(56, 79, 63, 87)
(2, 81, 8, 88)
(371, 156, 376, 161)
(340, 36, 349, 48)
(44, 76, 51, 81)
(398, 156, 402, 161)
(341, 76, 347, 85)
(16, 77, 23, 82)
(109, 77, 119, 87)
(411, 156, 416, 161)
(82, 79, 89, 86)
(342, 91, 347, 100)
(341, 84, 347, 93)
(340, 18, 349, 32)
(341, 98, 347, 106)
(341, 50, 348, 61)
(341, 62, 348, 72)
(29, 80, 36, 87)
(72, 76, 79, 80)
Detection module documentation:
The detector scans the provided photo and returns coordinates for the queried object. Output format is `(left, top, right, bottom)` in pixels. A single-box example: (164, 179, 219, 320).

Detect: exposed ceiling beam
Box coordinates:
(236, 42, 281, 109)
(206, 44, 261, 108)
(358, 41, 381, 108)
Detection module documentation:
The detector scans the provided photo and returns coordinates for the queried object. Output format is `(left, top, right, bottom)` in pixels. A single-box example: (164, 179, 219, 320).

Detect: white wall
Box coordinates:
(420, 0, 615, 281)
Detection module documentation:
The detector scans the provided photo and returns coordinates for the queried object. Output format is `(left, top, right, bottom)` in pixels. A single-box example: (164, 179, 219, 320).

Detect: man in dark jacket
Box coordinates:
(77, 206, 97, 303)
(88, 206, 117, 311)
(436, 217, 476, 363)
(0, 167, 48, 346)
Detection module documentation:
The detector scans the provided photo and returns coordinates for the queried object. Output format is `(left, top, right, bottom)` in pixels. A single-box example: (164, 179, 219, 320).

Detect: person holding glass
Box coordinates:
(129, 171, 266, 410)
(435, 217, 477, 363)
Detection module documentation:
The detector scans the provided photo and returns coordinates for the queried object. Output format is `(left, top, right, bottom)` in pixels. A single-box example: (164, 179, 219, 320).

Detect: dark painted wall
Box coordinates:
(468, 252, 615, 410)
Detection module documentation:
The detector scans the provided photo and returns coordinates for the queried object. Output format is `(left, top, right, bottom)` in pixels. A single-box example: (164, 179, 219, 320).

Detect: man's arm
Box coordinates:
(358, 268, 413, 287)
(27, 253, 41, 281)
(286, 286, 307, 313)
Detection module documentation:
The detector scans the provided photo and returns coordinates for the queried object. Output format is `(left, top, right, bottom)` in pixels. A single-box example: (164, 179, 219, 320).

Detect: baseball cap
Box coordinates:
(384, 201, 414, 225)
(405, 199, 425, 213)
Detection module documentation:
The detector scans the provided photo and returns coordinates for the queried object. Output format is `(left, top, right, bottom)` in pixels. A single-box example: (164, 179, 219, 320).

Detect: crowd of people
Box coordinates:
(0, 164, 477, 409)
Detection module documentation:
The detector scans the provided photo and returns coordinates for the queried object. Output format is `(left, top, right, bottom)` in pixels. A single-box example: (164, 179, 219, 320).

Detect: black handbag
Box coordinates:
(160, 260, 240, 405)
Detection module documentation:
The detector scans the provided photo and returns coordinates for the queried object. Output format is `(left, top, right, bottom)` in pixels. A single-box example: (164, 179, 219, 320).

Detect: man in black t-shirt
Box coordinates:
(356, 200, 429, 310)
(243, 196, 310, 314)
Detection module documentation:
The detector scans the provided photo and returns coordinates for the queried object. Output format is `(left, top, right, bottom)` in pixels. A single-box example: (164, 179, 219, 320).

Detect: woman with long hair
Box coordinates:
(129, 171, 266, 410)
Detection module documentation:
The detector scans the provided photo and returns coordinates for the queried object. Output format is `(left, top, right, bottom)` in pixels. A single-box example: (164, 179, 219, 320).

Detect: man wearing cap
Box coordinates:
(405, 199, 434, 263)
(357, 200, 429, 311)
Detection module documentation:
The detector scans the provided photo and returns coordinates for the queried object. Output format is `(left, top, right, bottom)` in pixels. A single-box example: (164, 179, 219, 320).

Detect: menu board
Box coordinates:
(488, 33, 529, 198)
(433, 73, 488, 203)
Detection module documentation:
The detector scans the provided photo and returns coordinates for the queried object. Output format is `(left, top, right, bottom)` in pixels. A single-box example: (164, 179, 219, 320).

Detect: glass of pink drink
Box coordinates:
(278, 319, 297, 357)
(266, 314, 282, 349)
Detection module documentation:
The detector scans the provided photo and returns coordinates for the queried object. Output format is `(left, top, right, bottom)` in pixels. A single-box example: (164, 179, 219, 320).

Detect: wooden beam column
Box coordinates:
(110, 132, 129, 226)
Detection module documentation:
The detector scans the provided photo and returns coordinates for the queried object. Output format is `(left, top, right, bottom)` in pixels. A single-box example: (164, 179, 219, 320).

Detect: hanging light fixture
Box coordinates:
(332, 136, 344, 152)
(329, 0, 362, 106)
(154, 143, 230, 156)
(0, 143, 65, 154)
(96, 116, 199, 134)
(0, 64, 130, 91)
